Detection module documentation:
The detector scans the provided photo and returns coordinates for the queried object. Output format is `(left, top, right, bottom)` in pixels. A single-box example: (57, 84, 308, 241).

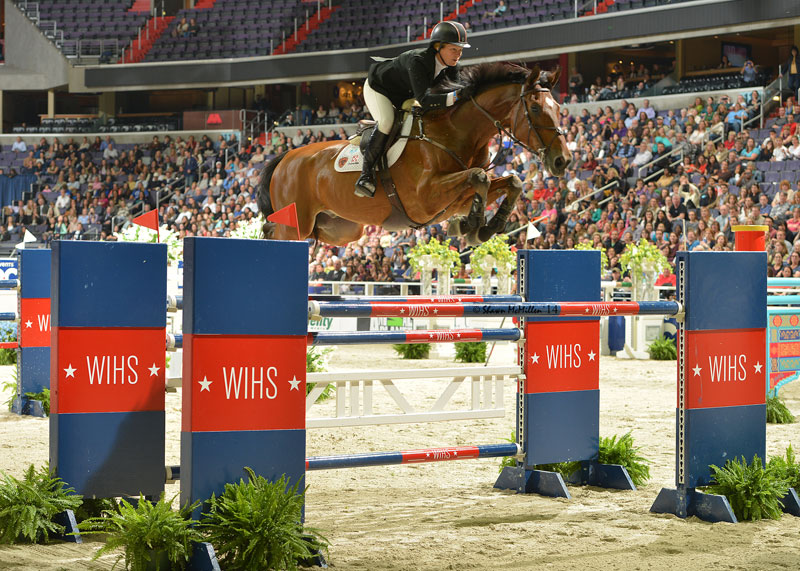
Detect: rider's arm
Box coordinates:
(407, 58, 458, 110)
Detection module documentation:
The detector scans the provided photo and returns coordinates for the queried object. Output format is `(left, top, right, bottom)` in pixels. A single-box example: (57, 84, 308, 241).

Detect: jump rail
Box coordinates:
(308, 328, 521, 346)
(308, 300, 684, 319)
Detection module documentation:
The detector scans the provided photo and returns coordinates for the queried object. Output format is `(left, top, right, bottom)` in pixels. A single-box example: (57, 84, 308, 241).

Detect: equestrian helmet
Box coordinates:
(429, 21, 470, 48)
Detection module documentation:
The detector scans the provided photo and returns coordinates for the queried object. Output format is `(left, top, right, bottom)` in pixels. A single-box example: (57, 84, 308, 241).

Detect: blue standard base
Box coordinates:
(53, 509, 81, 543)
(189, 542, 222, 571)
(781, 488, 800, 517)
(494, 466, 571, 498)
(10, 396, 46, 417)
(566, 461, 636, 491)
(650, 486, 737, 523)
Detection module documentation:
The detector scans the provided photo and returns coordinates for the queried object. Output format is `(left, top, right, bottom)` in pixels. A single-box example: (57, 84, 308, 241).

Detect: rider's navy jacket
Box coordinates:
(367, 46, 460, 110)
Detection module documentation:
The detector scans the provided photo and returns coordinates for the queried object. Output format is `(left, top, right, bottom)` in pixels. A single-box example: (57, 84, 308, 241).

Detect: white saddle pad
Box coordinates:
(333, 112, 414, 173)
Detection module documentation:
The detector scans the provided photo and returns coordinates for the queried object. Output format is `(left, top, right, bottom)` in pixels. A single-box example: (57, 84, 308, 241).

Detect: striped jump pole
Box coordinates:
(0, 279, 18, 289)
(306, 443, 520, 470)
(167, 443, 520, 479)
(0, 312, 17, 320)
(308, 328, 520, 346)
(310, 294, 523, 303)
(308, 300, 682, 319)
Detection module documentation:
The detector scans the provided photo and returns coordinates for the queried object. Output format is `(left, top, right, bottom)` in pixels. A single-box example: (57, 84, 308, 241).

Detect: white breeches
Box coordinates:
(363, 79, 395, 135)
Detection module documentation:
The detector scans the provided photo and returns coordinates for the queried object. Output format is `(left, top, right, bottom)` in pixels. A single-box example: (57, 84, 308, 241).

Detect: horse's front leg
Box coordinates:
(478, 173, 524, 242)
(436, 168, 490, 245)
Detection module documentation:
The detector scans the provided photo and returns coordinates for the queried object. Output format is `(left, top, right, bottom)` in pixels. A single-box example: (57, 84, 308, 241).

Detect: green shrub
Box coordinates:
(767, 446, 800, 491)
(0, 322, 17, 366)
(647, 335, 676, 360)
(707, 455, 789, 521)
(533, 461, 582, 479)
(80, 493, 203, 571)
(201, 469, 327, 571)
(0, 464, 82, 544)
(499, 430, 517, 472)
(306, 346, 334, 400)
(598, 432, 651, 486)
(23, 389, 50, 416)
(1, 372, 16, 411)
(454, 341, 487, 363)
(766, 394, 795, 424)
(306, 346, 332, 373)
(392, 343, 431, 359)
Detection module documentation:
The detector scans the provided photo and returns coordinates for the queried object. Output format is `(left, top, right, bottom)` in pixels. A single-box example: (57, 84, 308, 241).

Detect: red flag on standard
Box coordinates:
(132, 210, 160, 242)
(267, 203, 301, 240)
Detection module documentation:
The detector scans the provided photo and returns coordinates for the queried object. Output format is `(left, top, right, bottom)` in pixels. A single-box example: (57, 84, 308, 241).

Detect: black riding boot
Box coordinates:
(354, 130, 389, 198)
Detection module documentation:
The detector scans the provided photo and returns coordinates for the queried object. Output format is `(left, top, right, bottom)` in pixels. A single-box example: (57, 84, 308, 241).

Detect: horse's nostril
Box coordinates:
(554, 157, 565, 169)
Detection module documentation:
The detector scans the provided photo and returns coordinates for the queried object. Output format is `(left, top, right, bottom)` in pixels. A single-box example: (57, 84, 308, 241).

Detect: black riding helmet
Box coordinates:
(429, 21, 470, 48)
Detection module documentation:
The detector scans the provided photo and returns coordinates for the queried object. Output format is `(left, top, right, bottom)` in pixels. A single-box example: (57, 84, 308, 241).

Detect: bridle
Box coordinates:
(470, 82, 566, 165)
(409, 78, 565, 171)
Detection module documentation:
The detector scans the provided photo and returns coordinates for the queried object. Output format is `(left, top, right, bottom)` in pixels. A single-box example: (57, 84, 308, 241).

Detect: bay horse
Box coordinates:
(257, 62, 570, 245)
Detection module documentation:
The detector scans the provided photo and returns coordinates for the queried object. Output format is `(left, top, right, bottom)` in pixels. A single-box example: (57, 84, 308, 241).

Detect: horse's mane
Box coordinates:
(433, 61, 531, 95)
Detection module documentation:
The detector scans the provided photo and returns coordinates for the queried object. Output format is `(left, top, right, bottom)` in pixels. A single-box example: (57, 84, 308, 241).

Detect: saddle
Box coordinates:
(333, 99, 418, 173)
(334, 100, 446, 231)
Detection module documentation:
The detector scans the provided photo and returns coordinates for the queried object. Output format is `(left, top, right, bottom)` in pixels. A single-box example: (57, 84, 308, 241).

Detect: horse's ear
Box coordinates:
(549, 66, 561, 88)
(525, 64, 541, 88)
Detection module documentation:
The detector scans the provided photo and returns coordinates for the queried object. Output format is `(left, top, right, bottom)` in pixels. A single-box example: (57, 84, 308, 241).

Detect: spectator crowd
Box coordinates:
(3, 87, 800, 282)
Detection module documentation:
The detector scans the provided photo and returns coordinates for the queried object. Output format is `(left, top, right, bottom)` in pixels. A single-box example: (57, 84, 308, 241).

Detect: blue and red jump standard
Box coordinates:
(12, 249, 51, 416)
(50, 242, 167, 499)
(181, 238, 308, 514)
(651, 251, 767, 523)
(495, 250, 634, 497)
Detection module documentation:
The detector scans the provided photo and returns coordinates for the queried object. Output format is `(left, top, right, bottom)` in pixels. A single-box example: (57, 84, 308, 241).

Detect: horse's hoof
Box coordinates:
(466, 229, 482, 246)
(478, 226, 496, 243)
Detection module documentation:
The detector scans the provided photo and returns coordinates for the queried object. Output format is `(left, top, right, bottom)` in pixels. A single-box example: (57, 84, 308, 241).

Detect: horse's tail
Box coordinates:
(256, 151, 288, 238)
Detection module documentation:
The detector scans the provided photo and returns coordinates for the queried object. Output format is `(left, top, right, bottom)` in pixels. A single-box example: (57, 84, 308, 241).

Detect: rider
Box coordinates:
(355, 21, 472, 198)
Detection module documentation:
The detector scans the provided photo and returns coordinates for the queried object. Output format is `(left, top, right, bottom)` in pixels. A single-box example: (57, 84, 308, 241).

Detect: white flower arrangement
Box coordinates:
(469, 235, 515, 278)
(229, 214, 265, 240)
(114, 223, 183, 263)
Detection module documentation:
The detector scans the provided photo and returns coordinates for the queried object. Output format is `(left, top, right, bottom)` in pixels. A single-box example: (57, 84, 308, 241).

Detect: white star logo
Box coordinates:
(64, 364, 76, 378)
(433, 308, 439, 314)
(754, 362, 763, 374)
(148, 363, 160, 376)
(693, 365, 702, 376)
(288, 376, 301, 391)
(588, 350, 596, 361)
(613, 307, 618, 313)
(400, 308, 406, 314)
(585, 308, 590, 314)
(198, 376, 212, 392)
(530, 353, 540, 364)
(456, 332, 462, 338)
(25, 320, 32, 329)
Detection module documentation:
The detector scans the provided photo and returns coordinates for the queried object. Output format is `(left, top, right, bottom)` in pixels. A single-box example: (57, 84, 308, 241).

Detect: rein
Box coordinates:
(406, 81, 565, 171)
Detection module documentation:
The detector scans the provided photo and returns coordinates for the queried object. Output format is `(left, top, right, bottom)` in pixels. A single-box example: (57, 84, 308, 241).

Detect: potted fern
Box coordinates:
(408, 238, 461, 295)
(619, 239, 670, 302)
(470, 235, 515, 295)
(79, 494, 204, 571)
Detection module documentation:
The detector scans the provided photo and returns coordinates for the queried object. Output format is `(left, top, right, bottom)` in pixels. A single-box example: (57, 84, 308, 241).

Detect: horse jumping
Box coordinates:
(257, 62, 570, 245)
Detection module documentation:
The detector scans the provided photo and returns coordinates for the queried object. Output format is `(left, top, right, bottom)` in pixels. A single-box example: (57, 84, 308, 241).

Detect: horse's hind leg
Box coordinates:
(478, 174, 524, 242)
(313, 212, 365, 246)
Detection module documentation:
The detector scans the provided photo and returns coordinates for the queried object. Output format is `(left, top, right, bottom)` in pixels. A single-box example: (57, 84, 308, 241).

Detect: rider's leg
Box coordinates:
(355, 80, 394, 198)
